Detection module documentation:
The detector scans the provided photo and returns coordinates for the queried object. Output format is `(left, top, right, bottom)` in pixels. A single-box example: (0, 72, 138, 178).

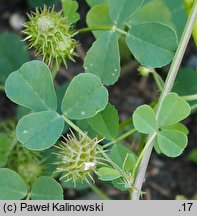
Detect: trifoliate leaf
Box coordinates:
(31, 176, 63, 200)
(16, 111, 64, 150)
(157, 130, 188, 157)
(109, 0, 144, 25)
(133, 105, 158, 134)
(5, 61, 57, 112)
(0, 168, 28, 200)
(61, 73, 108, 120)
(88, 103, 119, 140)
(157, 93, 191, 127)
(62, 0, 80, 24)
(84, 31, 120, 85)
(126, 22, 178, 67)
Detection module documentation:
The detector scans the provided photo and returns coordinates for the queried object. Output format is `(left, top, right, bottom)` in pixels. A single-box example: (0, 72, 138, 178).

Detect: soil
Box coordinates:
(0, 0, 197, 200)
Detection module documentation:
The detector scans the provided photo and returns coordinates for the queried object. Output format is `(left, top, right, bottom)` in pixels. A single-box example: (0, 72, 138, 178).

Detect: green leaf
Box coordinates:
(154, 140, 162, 154)
(109, 144, 136, 168)
(76, 119, 98, 138)
(165, 0, 187, 39)
(123, 153, 136, 172)
(0, 33, 29, 84)
(84, 31, 120, 85)
(157, 130, 188, 157)
(61, 73, 108, 120)
(158, 93, 191, 127)
(41, 147, 57, 176)
(31, 176, 63, 200)
(0, 134, 13, 167)
(173, 68, 197, 108)
(109, 0, 144, 25)
(0, 168, 28, 200)
(126, 22, 178, 67)
(86, 0, 108, 7)
(129, 0, 172, 26)
(5, 61, 57, 112)
(86, 4, 113, 38)
(16, 111, 64, 150)
(61, 0, 80, 24)
(55, 82, 69, 114)
(97, 167, 122, 181)
(133, 105, 157, 134)
(27, 0, 56, 7)
(162, 123, 189, 135)
(155, 123, 189, 155)
(112, 178, 129, 191)
(88, 103, 119, 140)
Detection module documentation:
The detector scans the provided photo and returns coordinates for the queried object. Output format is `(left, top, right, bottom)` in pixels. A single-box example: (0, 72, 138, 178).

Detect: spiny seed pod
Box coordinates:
(54, 131, 106, 185)
(7, 143, 45, 186)
(22, 6, 77, 70)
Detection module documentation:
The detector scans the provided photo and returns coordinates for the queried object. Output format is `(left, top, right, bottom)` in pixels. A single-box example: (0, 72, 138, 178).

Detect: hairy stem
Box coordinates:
(131, 0, 197, 200)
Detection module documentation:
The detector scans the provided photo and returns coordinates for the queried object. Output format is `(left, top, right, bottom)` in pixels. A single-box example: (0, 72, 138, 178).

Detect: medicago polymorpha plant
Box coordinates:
(0, 0, 197, 200)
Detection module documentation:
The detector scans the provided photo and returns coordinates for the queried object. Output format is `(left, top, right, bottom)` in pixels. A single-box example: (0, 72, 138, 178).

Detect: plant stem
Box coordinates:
(182, 94, 197, 101)
(131, 132, 157, 178)
(103, 128, 136, 148)
(131, 0, 197, 200)
(112, 26, 128, 36)
(62, 115, 132, 189)
(26, 192, 31, 200)
(151, 70, 164, 92)
(0, 85, 4, 91)
(61, 115, 86, 136)
(191, 104, 197, 113)
(78, 26, 113, 33)
(62, 114, 136, 149)
(90, 184, 110, 200)
(97, 144, 131, 182)
(78, 25, 128, 36)
(156, 0, 197, 116)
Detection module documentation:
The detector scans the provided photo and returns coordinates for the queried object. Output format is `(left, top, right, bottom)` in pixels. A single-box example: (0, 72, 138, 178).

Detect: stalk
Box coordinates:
(131, 0, 197, 200)
(103, 128, 136, 148)
(78, 25, 128, 36)
(78, 26, 113, 33)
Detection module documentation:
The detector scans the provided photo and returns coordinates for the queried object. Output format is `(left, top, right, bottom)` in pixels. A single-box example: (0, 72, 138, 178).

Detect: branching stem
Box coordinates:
(131, 0, 197, 200)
